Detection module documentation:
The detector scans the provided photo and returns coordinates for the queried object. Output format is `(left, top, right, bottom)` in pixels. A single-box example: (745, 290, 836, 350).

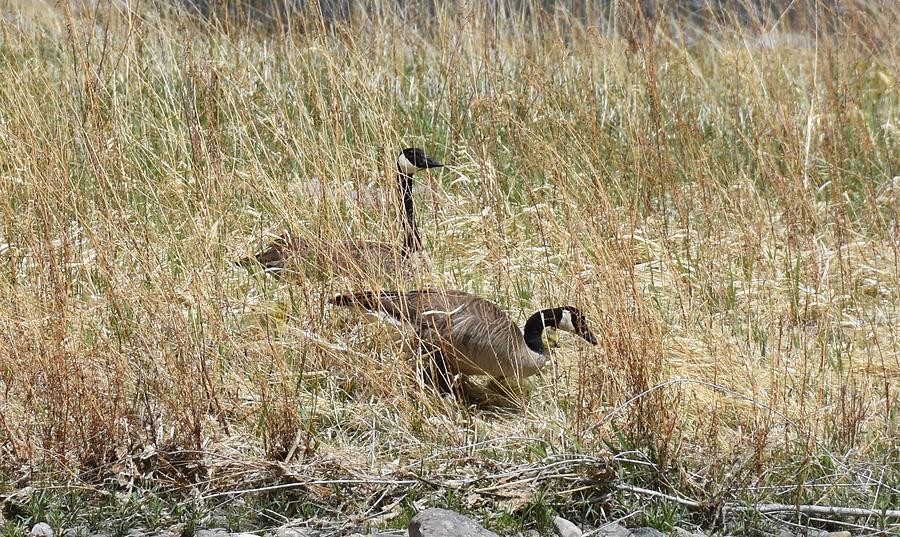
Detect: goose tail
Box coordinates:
(329, 291, 387, 309)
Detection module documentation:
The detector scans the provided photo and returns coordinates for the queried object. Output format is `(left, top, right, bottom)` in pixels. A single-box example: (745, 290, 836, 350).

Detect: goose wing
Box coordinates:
(411, 292, 533, 377)
(332, 290, 535, 377)
(240, 234, 407, 281)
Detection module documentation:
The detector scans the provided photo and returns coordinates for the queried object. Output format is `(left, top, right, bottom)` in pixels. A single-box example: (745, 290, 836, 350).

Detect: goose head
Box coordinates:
(546, 306, 598, 345)
(398, 147, 443, 175)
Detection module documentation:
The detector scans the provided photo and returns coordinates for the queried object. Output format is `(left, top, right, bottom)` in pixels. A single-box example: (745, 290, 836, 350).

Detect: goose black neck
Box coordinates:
(398, 170, 422, 254)
(523, 310, 552, 355)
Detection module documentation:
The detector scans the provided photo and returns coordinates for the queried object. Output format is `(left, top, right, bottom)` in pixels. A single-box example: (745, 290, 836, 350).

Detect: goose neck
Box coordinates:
(397, 171, 422, 254)
(523, 310, 549, 355)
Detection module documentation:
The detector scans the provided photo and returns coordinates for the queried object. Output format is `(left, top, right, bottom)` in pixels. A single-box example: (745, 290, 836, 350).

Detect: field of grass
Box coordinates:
(0, 0, 897, 534)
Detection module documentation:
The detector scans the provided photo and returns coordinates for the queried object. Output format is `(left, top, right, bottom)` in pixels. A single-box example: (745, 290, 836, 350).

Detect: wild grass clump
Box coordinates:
(0, 0, 897, 533)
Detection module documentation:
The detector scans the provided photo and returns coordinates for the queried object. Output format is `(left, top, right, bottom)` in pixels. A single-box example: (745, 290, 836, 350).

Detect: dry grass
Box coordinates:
(0, 0, 897, 533)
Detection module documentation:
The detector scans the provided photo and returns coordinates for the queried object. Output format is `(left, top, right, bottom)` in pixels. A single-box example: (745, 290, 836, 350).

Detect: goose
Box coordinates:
(238, 148, 443, 282)
(329, 289, 597, 382)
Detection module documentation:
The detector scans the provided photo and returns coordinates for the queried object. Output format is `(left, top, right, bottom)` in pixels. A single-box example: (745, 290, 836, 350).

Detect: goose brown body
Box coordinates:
(330, 290, 597, 380)
(243, 235, 418, 282)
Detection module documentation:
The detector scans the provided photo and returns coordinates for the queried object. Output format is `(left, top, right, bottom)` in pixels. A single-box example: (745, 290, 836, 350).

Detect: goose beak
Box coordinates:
(424, 157, 443, 169)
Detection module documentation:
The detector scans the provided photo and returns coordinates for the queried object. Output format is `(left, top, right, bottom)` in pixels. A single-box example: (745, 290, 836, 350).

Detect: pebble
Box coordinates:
(408, 508, 499, 537)
(552, 516, 582, 537)
(673, 527, 707, 537)
(631, 529, 666, 537)
(30, 524, 55, 537)
(593, 523, 633, 537)
(195, 530, 230, 537)
(275, 529, 325, 537)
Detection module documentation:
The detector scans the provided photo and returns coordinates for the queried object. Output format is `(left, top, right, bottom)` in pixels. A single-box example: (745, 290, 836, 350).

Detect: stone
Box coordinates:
(31, 524, 55, 537)
(630, 529, 666, 537)
(804, 531, 851, 537)
(408, 508, 499, 537)
(195, 530, 229, 537)
(593, 523, 633, 537)
(673, 528, 706, 537)
(276, 530, 324, 537)
(552, 517, 582, 537)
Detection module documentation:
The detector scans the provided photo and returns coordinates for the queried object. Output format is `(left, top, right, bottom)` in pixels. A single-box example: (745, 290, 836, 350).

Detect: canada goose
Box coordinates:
(238, 148, 443, 282)
(329, 289, 597, 381)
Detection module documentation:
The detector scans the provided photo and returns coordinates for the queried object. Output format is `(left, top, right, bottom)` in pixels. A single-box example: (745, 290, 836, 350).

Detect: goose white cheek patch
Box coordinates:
(397, 153, 420, 175)
(558, 309, 576, 332)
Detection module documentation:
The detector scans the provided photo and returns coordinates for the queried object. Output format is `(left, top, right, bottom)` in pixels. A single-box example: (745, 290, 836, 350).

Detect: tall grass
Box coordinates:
(0, 0, 897, 531)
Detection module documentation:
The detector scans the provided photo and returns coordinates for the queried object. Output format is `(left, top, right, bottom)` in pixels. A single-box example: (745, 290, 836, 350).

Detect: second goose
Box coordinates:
(239, 148, 443, 283)
(329, 289, 598, 381)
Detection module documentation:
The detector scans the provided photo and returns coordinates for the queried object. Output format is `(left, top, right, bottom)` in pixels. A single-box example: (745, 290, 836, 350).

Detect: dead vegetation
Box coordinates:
(0, 0, 897, 533)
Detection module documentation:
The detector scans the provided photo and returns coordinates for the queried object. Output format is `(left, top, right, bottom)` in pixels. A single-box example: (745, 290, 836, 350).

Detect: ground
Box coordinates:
(0, 1, 897, 535)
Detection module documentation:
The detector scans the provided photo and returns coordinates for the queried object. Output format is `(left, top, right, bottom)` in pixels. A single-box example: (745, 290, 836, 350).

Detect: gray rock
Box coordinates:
(408, 508, 499, 537)
(276, 529, 322, 537)
(523, 531, 541, 537)
(61, 528, 88, 537)
(593, 523, 633, 537)
(195, 530, 230, 537)
(31, 524, 55, 537)
(552, 517, 582, 537)
(673, 528, 706, 537)
(630, 529, 666, 537)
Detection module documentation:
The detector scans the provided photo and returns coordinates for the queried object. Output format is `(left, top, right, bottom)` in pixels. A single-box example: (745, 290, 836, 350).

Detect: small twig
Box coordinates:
(616, 484, 703, 509)
(582, 511, 642, 537)
(750, 503, 900, 519)
(619, 484, 900, 519)
(803, 516, 889, 533)
(200, 478, 416, 500)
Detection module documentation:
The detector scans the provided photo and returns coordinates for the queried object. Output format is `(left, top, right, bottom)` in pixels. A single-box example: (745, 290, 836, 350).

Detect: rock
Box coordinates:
(31, 524, 55, 537)
(552, 517, 582, 537)
(523, 531, 541, 537)
(276, 530, 324, 537)
(408, 508, 499, 537)
(630, 529, 666, 537)
(593, 523, 633, 537)
(195, 530, 229, 537)
(805, 531, 850, 537)
(146, 531, 180, 537)
(673, 528, 706, 537)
